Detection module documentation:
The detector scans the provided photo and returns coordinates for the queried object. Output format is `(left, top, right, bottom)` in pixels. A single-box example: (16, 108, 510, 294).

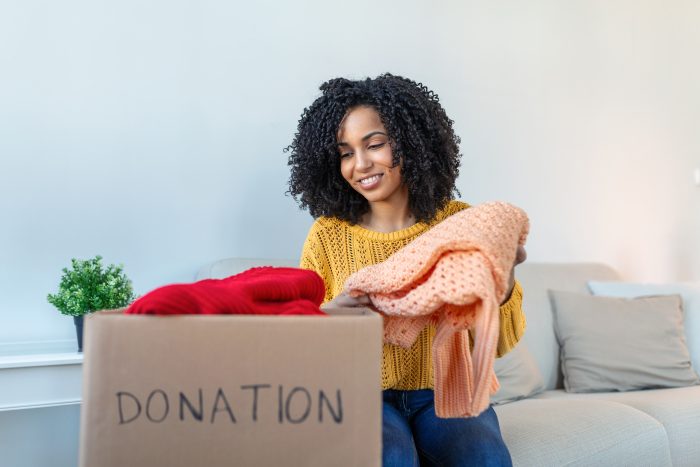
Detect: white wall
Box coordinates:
(1, 0, 699, 346)
(0, 405, 79, 467)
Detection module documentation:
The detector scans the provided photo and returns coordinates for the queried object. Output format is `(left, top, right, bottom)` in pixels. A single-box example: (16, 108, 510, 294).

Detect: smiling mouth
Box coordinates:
(358, 174, 382, 187)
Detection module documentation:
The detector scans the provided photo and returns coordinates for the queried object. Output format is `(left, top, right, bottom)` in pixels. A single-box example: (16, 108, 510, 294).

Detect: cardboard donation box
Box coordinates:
(79, 308, 382, 467)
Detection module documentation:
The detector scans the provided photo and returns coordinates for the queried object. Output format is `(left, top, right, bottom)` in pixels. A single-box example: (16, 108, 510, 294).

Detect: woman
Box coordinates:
(286, 73, 525, 466)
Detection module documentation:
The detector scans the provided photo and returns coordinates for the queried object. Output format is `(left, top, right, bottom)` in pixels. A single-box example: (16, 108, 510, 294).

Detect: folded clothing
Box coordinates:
(344, 201, 529, 418)
(126, 267, 326, 316)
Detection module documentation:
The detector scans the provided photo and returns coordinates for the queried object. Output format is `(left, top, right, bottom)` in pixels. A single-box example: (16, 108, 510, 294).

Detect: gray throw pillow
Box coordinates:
(587, 281, 700, 375)
(548, 290, 700, 393)
(490, 342, 545, 405)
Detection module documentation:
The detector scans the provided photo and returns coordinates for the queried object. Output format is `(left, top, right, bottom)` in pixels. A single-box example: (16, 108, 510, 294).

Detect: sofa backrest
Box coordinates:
(515, 262, 621, 390)
(196, 257, 299, 280)
(196, 258, 622, 391)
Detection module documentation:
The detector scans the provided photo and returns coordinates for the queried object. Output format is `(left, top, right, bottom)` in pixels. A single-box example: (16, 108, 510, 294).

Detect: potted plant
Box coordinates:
(47, 255, 135, 352)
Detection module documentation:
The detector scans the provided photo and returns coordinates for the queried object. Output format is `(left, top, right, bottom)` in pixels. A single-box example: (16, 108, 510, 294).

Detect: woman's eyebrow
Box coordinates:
(337, 131, 387, 146)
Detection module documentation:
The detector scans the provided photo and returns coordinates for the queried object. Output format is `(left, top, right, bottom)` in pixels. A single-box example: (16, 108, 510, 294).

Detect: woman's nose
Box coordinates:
(354, 150, 373, 170)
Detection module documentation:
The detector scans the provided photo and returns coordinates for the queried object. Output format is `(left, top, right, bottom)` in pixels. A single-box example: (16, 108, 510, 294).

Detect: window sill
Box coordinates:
(0, 351, 83, 412)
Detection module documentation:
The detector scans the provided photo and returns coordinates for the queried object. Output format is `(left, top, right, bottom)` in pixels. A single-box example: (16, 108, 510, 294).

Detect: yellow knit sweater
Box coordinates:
(299, 200, 526, 390)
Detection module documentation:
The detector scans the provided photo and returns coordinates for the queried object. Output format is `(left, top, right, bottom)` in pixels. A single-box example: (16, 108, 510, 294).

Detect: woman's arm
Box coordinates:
(300, 222, 372, 314)
(500, 245, 527, 305)
(494, 245, 528, 357)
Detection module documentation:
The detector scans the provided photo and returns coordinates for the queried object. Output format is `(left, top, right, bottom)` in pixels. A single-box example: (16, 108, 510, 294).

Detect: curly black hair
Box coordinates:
(285, 73, 461, 224)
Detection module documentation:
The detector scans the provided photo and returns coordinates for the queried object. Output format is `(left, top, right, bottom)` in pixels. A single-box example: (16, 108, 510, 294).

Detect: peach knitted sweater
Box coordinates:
(344, 201, 530, 418)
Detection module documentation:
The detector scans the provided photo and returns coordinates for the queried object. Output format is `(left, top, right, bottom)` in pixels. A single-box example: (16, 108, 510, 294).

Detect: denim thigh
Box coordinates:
(382, 392, 419, 467)
(383, 389, 512, 467)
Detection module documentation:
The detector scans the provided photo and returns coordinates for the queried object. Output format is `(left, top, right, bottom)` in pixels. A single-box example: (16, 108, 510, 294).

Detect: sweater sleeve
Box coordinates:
(299, 222, 335, 305)
(495, 280, 526, 358)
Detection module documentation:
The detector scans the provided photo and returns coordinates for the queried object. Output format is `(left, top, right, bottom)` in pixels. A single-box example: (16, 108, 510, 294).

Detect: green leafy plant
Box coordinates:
(47, 255, 135, 316)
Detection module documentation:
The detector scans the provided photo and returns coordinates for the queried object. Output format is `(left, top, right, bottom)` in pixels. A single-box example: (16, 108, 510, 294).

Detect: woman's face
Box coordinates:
(336, 106, 406, 206)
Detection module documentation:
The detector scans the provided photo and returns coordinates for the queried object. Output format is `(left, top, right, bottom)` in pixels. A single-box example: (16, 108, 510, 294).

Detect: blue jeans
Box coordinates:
(382, 389, 513, 467)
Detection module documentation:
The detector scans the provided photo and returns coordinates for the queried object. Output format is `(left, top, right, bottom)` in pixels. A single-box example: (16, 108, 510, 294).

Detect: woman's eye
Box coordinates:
(340, 152, 353, 158)
(368, 143, 385, 150)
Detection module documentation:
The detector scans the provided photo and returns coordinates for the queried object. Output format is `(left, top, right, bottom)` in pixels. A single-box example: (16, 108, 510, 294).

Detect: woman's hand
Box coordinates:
(502, 245, 527, 305)
(321, 290, 372, 314)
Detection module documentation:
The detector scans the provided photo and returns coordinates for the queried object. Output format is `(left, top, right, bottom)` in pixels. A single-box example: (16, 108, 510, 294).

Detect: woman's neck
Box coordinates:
(361, 189, 415, 233)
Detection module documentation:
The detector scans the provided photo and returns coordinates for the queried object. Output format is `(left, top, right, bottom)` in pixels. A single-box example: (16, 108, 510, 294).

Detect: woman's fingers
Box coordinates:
(336, 291, 371, 307)
(355, 294, 371, 305)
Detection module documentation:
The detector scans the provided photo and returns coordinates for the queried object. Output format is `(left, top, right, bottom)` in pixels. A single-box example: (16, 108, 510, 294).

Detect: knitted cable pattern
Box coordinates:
(344, 201, 530, 418)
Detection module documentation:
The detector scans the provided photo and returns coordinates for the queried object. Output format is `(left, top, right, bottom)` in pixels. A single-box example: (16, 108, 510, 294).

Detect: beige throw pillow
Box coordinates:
(548, 290, 700, 393)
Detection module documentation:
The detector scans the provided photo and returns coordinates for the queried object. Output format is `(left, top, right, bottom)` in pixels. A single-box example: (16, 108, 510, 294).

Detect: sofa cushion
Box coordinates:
(549, 290, 699, 392)
(588, 280, 700, 376)
(532, 386, 700, 467)
(493, 398, 672, 466)
(491, 342, 545, 405)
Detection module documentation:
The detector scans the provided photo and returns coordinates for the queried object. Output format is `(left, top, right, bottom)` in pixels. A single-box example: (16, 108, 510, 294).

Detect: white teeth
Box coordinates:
(360, 175, 381, 185)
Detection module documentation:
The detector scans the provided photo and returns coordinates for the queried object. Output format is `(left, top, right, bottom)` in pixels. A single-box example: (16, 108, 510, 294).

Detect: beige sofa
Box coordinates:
(197, 260, 700, 466)
(495, 263, 700, 466)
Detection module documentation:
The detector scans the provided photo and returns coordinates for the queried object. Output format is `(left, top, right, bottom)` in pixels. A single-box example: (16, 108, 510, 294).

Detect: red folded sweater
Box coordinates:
(125, 267, 326, 316)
